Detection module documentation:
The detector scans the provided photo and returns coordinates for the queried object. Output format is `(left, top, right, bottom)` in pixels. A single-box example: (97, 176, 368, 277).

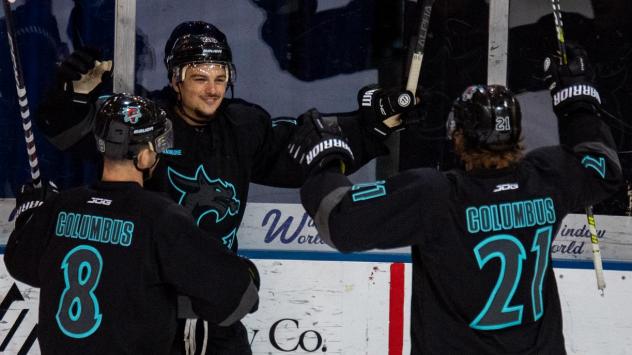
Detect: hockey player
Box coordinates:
(4, 94, 260, 355)
(298, 46, 622, 353)
(35, 21, 415, 354)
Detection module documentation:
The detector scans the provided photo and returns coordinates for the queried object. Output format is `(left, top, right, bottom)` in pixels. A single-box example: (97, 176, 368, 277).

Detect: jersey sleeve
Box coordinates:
(221, 99, 305, 187)
(154, 205, 258, 326)
(336, 112, 389, 171)
(300, 167, 448, 252)
(36, 83, 98, 151)
(525, 111, 622, 212)
(4, 200, 58, 287)
(249, 113, 308, 187)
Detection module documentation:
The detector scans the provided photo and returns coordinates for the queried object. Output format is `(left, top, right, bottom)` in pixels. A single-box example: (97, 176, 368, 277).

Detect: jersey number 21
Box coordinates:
(470, 226, 552, 330)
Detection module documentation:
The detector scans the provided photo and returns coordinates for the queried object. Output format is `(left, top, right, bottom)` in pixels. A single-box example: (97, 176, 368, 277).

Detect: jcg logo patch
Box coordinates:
(493, 183, 519, 193)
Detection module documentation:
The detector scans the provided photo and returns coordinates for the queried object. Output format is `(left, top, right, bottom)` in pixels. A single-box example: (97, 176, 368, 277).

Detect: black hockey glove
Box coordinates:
(240, 257, 260, 313)
(543, 43, 601, 118)
(9, 181, 59, 228)
(58, 48, 112, 103)
(288, 109, 355, 174)
(358, 84, 416, 138)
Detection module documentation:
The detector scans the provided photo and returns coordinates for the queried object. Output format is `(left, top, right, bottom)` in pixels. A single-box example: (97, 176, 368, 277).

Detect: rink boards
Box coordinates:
(0, 202, 631, 354)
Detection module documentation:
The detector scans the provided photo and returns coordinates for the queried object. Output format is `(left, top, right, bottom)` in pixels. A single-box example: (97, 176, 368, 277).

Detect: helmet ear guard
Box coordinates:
(448, 85, 522, 151)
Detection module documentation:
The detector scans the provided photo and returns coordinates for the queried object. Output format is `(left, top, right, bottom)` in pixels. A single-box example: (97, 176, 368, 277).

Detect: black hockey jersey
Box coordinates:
(301, 112, 622, 354)
(145, 99, 305, 252)
(146, 99, 381, 252)
(4, 181, 258, 355)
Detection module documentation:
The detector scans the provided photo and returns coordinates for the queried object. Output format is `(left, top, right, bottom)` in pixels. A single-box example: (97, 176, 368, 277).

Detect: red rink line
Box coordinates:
(389, 263, 405, 355)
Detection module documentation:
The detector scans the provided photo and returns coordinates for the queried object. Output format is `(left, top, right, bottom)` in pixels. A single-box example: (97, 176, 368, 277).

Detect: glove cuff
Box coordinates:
(552, 83, 601, 117)
(368, 121, 406, 140)
(10, 200, 44, 223)
(552, 83, 601, 106)
(305, 137, 354, 166)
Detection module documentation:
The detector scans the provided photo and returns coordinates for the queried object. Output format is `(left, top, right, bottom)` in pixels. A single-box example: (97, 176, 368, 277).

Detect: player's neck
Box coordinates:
(101, 160, 144, 187)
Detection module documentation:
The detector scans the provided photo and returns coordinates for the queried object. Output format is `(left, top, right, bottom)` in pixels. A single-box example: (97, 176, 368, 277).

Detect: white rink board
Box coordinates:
(1, 259, 632, 354)
(555, 268, 632, 355)
(243, 260, 412, 354)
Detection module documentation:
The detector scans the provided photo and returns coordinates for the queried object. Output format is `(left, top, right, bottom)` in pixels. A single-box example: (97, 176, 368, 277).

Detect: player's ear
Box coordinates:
(136, 147, 157, 170)
(170, 75, 180, 93)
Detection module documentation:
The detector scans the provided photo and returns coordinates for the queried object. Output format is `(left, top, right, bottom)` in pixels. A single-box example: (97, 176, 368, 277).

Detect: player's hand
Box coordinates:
(58, 48, 112, 96)
(240, 257, 260, 313)
(288, 109, 355, 175)
(357, 84, 416, 138)
(543, 43, 601, 118)
(10, 180, 59, 226)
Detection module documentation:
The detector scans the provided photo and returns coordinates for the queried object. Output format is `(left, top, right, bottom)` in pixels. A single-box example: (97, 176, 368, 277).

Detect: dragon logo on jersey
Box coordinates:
(222, 228, 237, 250)
(167, 165, 240, 226)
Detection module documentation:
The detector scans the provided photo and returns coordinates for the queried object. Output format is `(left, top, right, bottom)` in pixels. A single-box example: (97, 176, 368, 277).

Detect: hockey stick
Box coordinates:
(383, 0, 435, 128)
(551, 0, 606, 295)
(585, 205, 606, 294)
(377, 0, 435, 179)
(487, 0, 510, 86)
(2, 0, 42, 188)
(113, 0, 136, 93)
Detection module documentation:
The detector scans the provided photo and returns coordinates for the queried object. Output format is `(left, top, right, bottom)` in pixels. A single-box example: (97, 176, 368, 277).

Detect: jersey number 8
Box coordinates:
(56, 245, 104, 338)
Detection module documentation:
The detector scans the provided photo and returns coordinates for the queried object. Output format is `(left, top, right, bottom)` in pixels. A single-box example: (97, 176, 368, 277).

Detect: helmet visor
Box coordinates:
(178, 62, 235, 84)
(154, 118, 174, 154)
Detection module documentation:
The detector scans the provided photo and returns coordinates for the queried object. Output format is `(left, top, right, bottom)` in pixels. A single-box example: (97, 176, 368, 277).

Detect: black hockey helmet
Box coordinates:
(447, 85, 522, 151)
(164, 21, 235, 83)
(94, 94, 173, 160)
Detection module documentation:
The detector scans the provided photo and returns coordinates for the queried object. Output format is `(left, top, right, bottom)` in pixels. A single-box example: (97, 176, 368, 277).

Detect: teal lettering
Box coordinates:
(544, 198, 556, 223)
(53, 211, 133, 248)
(534, 199, 546, 225)
(71, 213, 83, 238)
(490, 205, 502, 231)
(512, 202, 524, 228)
(56, 212, 67, 236)
(65, 213, 76, 237)
(89, 216, 102, 241)
(466, 207, 480, 233)
(480, 206, 492, 232)
(524, 201, 536, 227)
(110, 220, 122, 245)
(101, 219, 113, 243)
(466, 198, 557, 235)
(499, 203, 513, 230)
(78, 215, 91, 240)
(120, 222, 134, 247)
